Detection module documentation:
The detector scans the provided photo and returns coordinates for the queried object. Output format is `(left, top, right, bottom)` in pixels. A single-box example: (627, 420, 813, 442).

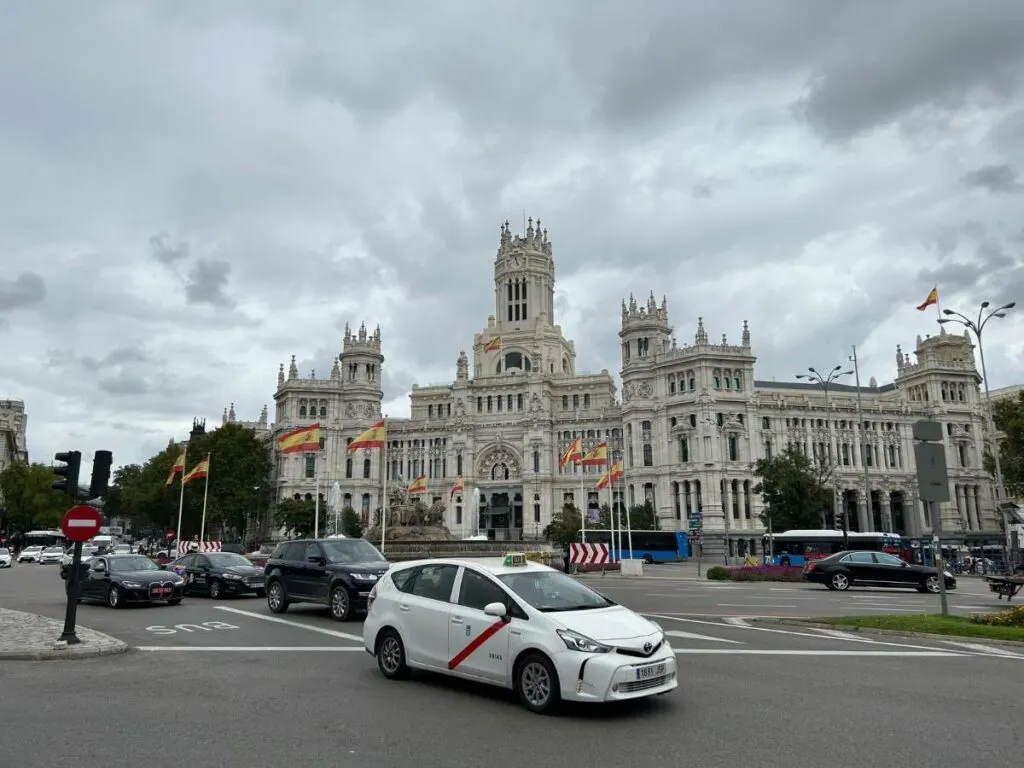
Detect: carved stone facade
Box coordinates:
(0, 399, 28, 480)
(260, 219, 1009, 553)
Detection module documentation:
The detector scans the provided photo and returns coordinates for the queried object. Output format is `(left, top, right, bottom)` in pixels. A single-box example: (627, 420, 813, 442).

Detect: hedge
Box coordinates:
(706, 565, 805, 582)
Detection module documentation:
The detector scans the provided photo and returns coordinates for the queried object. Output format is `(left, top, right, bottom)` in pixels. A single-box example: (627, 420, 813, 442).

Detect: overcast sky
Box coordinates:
(2, 0, 1024, 476)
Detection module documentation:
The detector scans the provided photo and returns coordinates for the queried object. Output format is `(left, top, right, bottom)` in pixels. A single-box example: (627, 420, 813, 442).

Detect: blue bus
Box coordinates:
(576, 529, 690, 563)
(762, 530, 913, 567)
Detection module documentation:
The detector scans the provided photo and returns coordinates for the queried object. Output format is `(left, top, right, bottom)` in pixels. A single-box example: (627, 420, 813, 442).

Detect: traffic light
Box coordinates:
(52, 451, 82, 498)
(89, 450, 113, 499)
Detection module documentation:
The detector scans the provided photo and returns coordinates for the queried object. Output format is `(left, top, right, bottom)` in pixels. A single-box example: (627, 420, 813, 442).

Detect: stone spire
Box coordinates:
(228, 402, 236, 422)
(331, 357, 340, 380)
(742, 320, 750, 347)
(259, 404, 268, 426)
(222, 407, 228, 425)
(695, 317, 708, 345)
(278, 363, 285, 386)
(288, 355, 298, 379)
(896, 344, 904, 374)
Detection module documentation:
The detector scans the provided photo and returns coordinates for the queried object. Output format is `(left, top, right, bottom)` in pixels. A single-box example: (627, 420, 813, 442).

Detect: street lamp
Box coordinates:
(797, 365, 853, 538)
(938, 300, 1016, 565)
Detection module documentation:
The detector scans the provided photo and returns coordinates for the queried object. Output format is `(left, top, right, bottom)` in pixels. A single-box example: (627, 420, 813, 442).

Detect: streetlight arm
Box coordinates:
(942, 308, 974, 328)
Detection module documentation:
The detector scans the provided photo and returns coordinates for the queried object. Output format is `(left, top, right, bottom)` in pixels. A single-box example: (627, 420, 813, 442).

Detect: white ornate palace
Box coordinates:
(239, 219, 1005, 557)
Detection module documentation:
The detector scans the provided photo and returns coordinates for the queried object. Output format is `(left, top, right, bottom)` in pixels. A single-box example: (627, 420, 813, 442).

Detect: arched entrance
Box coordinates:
(476, 445, 524, 541)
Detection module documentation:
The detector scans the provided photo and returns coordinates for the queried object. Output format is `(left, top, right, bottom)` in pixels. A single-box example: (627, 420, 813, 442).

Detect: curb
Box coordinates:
(0, 641, 130, 661)
(752, 617, 1024, 647)
(0, 606, 131, 661)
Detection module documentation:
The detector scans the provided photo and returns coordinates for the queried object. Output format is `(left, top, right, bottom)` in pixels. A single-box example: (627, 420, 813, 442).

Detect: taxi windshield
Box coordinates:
(498, 570, 613, 613)
(321, 539, 385, 564)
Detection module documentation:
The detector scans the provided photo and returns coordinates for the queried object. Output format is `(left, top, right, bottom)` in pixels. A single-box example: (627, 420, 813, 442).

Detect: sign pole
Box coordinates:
(59, 540, 84, 644)
(174, 443, 187, 556)
(913, 420, 951, 617)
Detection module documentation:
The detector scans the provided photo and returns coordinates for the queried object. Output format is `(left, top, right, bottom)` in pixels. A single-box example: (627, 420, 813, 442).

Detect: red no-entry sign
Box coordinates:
(165, 529, 176, 541)
(61, 505, 103, 543)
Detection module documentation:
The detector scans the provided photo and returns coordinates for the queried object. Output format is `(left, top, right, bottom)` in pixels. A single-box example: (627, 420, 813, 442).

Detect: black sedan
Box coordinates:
(71, 554, 186, 608)
(166, 552, 265, 599)
(804, 550, 957, 593)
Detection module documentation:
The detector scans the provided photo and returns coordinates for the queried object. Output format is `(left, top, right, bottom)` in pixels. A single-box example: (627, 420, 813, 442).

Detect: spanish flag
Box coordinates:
(407, 476, 427, 494)
(560, 436, 583, 468)
(450, 476, 464, 497)
(347, 420, 386, 452)
(166, 451, 185, 486)
(581, 442, 608, 466)
(596, 460, 624, 490)
(484, 336, 501, 352)
(916, 286, 938, 311)
(277, 423, 321, 455)
(183, 456, 210, 486)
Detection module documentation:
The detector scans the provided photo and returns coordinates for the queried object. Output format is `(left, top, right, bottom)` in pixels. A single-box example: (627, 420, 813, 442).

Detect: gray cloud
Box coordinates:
(0, 272, 46, 312)
(2, 1, 1024, 470)
(962, 164, 1022, 193)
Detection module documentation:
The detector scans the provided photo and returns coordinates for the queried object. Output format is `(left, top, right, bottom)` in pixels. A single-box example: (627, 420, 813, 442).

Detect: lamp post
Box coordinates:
(849, 346, 877, 532)
(797, 365, 853, 541)
(938, 300, 1016, 566)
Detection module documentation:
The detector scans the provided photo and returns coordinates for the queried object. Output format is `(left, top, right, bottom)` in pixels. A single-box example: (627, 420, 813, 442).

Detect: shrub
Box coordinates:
(968, 605, 1024, 627)
(706, 566, 731, 580)
(729, 565, 805, 582)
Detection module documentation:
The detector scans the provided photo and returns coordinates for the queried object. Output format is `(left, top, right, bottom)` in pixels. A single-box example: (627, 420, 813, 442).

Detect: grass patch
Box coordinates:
(806, 614, 1024, 643)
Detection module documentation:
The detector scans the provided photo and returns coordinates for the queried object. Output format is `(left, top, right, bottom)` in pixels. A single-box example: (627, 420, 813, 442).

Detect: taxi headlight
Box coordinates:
(556, 629, 611, 654)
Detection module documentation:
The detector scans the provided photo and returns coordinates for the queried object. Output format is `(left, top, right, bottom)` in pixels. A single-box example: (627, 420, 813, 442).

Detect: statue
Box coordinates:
(364, 481, 454, 543)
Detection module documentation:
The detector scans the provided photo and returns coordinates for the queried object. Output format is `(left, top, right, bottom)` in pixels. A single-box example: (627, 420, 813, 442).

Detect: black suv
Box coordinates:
(264, 538, 390, 621)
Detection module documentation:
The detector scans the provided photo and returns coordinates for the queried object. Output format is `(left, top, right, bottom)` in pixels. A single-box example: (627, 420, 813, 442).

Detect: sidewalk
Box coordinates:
(576, 561, 709, 580)
(0, 607, 129, 660)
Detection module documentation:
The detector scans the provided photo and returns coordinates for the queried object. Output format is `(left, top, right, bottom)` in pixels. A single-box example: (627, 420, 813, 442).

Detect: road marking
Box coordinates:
(940, 641, 1024, 659)
(837, 605, 921, 612)
(135, 646, 365, 652)
(949, 605, 997, 611)
(809, 628, 868, 642)
(664, 629, 742, 644)
(213, 605, 364, 642)
(718, 604, 798, 608)
(672, 649, 965, 657)
(648, 614, 968, 652)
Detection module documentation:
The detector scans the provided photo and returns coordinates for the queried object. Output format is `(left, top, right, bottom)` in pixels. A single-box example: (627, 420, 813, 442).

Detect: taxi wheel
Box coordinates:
(515, 653, 561, 715)
(376, 629, 410, 680)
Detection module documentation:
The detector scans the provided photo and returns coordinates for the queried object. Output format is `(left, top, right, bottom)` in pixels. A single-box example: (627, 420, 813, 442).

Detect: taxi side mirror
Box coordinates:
(483, 602, 508, 619)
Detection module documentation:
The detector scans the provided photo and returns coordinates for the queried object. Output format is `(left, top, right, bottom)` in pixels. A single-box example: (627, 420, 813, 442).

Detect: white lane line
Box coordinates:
(135, 646, 365, 652)
(950, 605, 998, 611)
(664, 629, 742, 645)
(809, 628, 869, 642)
(213, 605, 364, 642)
(939, 641, 1024, 659)
(646, 614, 970, 652)
(718, 604, 798, 608)
(673, 649, 964, 657)
(837, 606, 921, 612)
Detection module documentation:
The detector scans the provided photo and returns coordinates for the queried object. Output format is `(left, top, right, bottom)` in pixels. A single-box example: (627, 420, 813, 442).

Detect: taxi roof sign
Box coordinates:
(503, 552, 528, 567)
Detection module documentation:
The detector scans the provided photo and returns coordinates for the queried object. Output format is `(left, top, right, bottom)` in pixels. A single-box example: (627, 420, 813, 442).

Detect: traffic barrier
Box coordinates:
(569, 542, 609, 564)
(176, 541, 223, 556)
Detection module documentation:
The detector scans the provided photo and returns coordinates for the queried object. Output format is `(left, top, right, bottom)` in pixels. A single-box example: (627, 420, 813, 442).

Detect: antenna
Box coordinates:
(522, 209, 526, 232)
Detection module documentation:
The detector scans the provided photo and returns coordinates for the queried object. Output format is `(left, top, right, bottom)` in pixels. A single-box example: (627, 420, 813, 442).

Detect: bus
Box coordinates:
(575, 529, 690, 563)
(22, 529, 66, 548)
(762, 530, 912, 566)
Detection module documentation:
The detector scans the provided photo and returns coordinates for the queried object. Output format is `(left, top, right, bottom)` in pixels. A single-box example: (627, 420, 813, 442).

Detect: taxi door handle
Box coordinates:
(399, 603, 411, 612)
(510, 629, 522, 635)
(450, 617, 464, 625)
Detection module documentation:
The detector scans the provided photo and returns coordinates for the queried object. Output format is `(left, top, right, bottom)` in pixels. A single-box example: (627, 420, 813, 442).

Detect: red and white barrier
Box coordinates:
(176, 541, 222, 556)
(569, 542, 609, 565)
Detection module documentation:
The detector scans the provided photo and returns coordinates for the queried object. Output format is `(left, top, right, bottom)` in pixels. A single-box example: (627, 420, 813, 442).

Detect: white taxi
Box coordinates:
(363, 553, 677, 714)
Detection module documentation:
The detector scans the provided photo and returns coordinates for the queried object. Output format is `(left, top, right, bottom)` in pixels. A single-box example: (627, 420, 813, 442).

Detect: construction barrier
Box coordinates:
(569, 542, 610, 565)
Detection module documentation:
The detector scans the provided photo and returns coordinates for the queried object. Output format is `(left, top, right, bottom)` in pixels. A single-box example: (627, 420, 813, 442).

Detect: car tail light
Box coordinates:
(803, 561, 816, 573)
(367, 582, 379, 612)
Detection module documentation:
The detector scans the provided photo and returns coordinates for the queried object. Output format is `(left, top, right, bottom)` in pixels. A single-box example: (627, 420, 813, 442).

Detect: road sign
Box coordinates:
(61, 505, 103, 542)
(165, 529, 176, 541)
(912, 419, 943, 443)
(914, 442, 951, 502)
(688, 519, 702, 530)
(569, 542, 609, 564)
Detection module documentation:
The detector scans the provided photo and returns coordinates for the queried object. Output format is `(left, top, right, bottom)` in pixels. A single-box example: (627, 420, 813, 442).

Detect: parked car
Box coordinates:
(0, 547, 12, 568)
(804, 550, 957, 593)
(264, 538, 390, 621)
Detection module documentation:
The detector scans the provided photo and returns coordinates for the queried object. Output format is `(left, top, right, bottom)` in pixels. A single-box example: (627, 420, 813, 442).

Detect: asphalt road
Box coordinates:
(1, 562, 1021, 768)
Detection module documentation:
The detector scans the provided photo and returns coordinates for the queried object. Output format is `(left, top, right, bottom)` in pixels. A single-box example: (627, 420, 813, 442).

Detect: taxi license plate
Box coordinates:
(635, 662, 666, 681)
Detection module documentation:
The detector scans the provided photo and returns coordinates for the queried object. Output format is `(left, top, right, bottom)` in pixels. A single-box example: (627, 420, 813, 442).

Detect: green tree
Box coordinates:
(116, 421, 273, 540)
(341, 507, 362, 538)
(102, 463, 142, 525)
(753, 445, 833, 532)
(543, 504, 582, 548)
(595, 502, 657, 530)
(0, 462, 68, 531)
(275, 498, 316, 538)
(989, 390, 1024, 498)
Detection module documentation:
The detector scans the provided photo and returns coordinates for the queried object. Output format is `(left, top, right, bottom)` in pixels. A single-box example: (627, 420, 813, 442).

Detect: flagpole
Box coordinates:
(625, 489, 634, 560)
(579, 459, 586, 545)
(314, 451, 320, 539)
(380, 419, 389, 554)
(175, 444, 187, 556)
(933, 285, 942, 321)
(199, 454, 210, 544)
(607, 470, 617, 563)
